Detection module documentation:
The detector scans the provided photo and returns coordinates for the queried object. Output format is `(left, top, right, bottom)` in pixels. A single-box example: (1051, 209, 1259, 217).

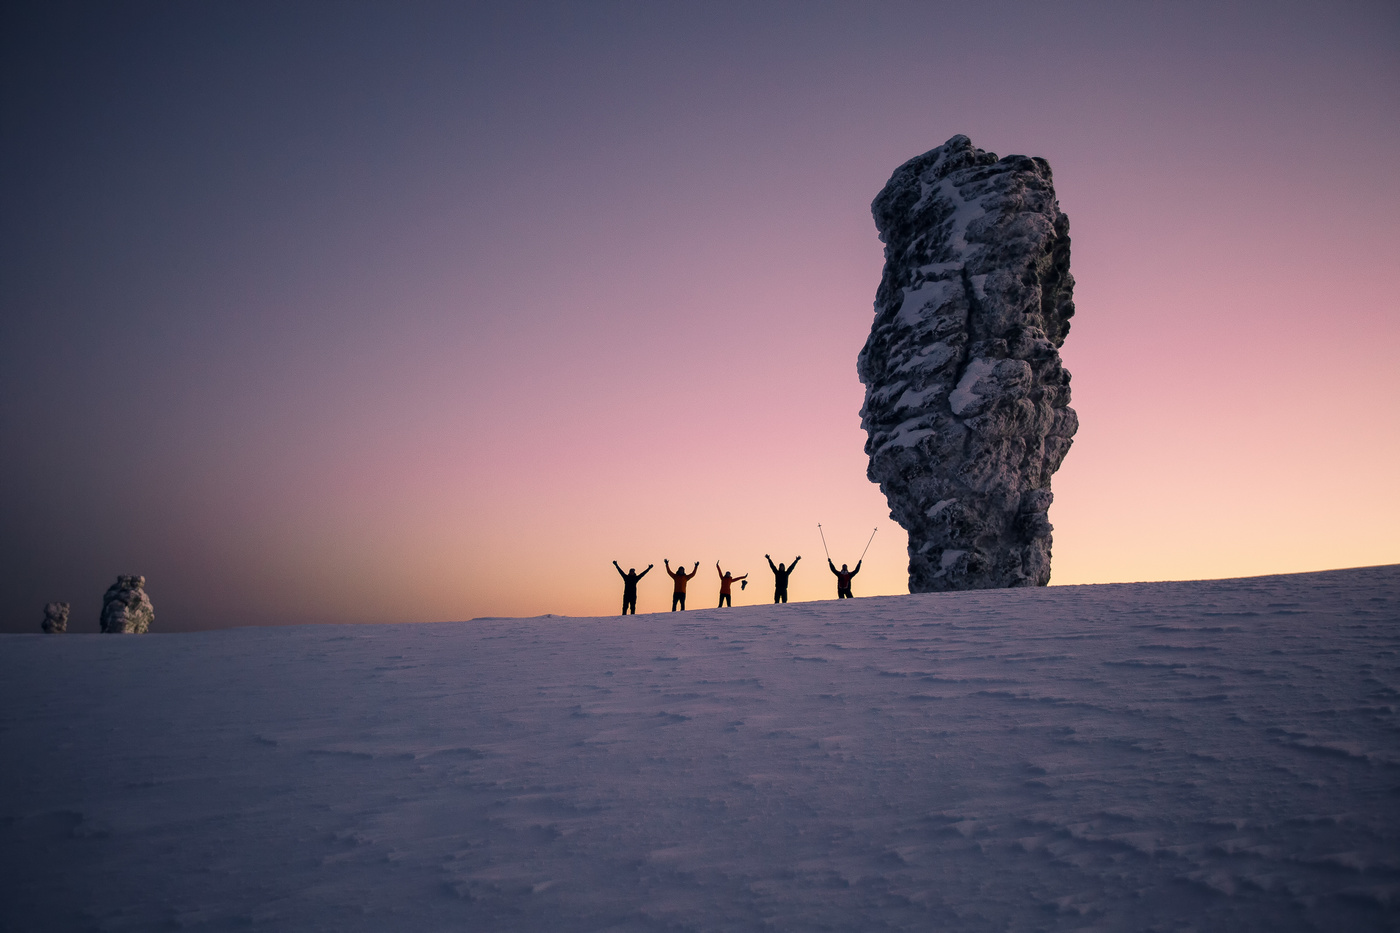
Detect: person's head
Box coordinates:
(628, 568, 636, 575)
(778, 563, 786, 572)
(723, 571, 731, 580)
(841, 564, 848, 572)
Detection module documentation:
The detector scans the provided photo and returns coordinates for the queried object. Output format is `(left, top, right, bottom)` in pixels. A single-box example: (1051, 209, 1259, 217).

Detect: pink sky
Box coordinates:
(2, 2, 1397, 630)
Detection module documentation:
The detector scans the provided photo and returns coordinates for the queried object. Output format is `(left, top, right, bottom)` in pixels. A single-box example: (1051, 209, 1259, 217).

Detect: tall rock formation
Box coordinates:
(858, 135, 1077, 591)
(42, 602, 69, 633)
(100, 575, 154, 633)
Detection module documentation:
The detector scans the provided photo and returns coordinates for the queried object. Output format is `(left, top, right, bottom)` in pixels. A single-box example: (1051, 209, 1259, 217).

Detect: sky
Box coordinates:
(2, 1, 1397, 632)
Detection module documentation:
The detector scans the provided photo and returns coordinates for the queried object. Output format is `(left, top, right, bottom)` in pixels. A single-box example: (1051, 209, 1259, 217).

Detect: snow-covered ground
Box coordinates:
(3, 565, 1398, 932)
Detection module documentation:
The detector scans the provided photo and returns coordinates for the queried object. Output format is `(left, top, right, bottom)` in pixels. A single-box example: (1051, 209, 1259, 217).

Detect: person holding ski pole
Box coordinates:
(613, 561, 652, 615)
(829, 558, 861, 598)
(716, 561, 747, 608)
(664, 560, 699, 611)
(766, 554, 800, 604)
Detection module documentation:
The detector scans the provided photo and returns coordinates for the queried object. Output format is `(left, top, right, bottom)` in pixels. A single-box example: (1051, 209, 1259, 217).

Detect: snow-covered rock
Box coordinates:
(859, 135, 1077, 591)
(41, 602, 68, 634)
(99, 575, 153, 634)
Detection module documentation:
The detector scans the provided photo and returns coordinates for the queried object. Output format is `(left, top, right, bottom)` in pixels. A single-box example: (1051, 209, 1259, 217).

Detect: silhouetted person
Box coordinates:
(613, 561, 652, 614)
(829, 558, 861, 598)
(716, 562, 747, 608)
(766, 554, 800, 604)
(665, 560, 699, 611)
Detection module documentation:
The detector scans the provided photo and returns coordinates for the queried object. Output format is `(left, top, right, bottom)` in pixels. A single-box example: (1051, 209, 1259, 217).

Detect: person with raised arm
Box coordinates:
(613, 561, 652, 615)
(664, 559, 699, 611)
(716, 561, 747, 608)
(829, 558, 861, 598)
(765, 554, 801, 604)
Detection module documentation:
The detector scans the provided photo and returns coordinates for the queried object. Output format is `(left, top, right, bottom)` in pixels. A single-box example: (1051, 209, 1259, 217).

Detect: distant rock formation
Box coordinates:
(42, 602, 69, 633)
(100, 575, 154, 633)
(858, 135, 1077, 591)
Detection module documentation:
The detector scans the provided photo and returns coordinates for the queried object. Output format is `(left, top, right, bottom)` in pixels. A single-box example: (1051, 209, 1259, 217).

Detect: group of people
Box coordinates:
(611, 555, 862, 614)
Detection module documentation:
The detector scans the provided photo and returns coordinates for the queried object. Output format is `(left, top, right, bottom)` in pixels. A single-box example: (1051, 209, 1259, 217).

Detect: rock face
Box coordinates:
(100, 575, 154, 634)
(858, 135, 1077, 591)
(42, 602, 69, 633)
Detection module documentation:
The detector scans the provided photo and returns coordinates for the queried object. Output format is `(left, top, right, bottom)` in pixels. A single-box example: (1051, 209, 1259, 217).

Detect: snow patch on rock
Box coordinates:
(948, 357, 999, 416)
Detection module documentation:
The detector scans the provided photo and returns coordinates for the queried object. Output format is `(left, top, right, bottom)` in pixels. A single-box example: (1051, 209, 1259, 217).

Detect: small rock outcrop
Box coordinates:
(100, 575, 154, 633)
(858, 135, 1077, 591)
(42, 602, 69, 633)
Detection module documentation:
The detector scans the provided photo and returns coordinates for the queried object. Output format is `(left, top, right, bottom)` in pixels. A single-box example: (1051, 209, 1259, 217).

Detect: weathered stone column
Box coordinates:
(100, 575, 154, 633)
(42, 602, 69, 633)
(858, 135, 1077, 591)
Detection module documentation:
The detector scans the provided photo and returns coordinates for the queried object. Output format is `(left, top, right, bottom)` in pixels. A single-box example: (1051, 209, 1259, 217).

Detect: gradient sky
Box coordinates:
(3, 1, 1397, 632)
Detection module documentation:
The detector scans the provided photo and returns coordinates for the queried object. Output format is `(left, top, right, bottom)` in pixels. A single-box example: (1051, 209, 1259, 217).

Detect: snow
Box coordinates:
(949, 357, 999, 416)
(968, 272, 988, 302)
(872, 422, 936, 452)
(925, 498, 958, 519)
(936, 176, 988, 254)
(3, 564, 1398, 931)
(894, 340, 957, 375)
(891, 383, 947, 415)
(895, 279, 959, 330)
(917, 261, 965, 278)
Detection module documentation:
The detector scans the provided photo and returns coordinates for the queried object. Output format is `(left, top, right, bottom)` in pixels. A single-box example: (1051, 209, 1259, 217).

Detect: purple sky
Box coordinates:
(3, 1, 1397, 632)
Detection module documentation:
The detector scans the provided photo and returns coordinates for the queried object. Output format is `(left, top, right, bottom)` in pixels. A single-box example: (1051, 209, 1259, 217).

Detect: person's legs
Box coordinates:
(678, 593, 686, 610)
(719, 593, 730, 608)
(671, 593, 680, 611)
(624, 596, 636, 613)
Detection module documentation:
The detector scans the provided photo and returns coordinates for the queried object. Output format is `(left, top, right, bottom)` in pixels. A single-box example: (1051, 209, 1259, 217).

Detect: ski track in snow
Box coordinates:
(2, 566, 1398, 931)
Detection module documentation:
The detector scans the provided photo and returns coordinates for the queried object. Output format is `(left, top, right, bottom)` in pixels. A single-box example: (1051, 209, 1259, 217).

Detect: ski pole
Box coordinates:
(817, 523, 831, 561)
(859, 527, 878, 562)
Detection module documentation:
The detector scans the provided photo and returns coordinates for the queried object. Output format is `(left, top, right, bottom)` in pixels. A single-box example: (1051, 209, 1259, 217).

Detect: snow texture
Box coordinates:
(859, 135, 1076, 592)
(99, 574, 153, 634)
(2, 565, 1398, 932)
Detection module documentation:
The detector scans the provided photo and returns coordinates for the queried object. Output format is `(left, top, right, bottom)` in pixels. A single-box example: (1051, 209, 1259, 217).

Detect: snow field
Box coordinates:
(2, 565, 1398, 931)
